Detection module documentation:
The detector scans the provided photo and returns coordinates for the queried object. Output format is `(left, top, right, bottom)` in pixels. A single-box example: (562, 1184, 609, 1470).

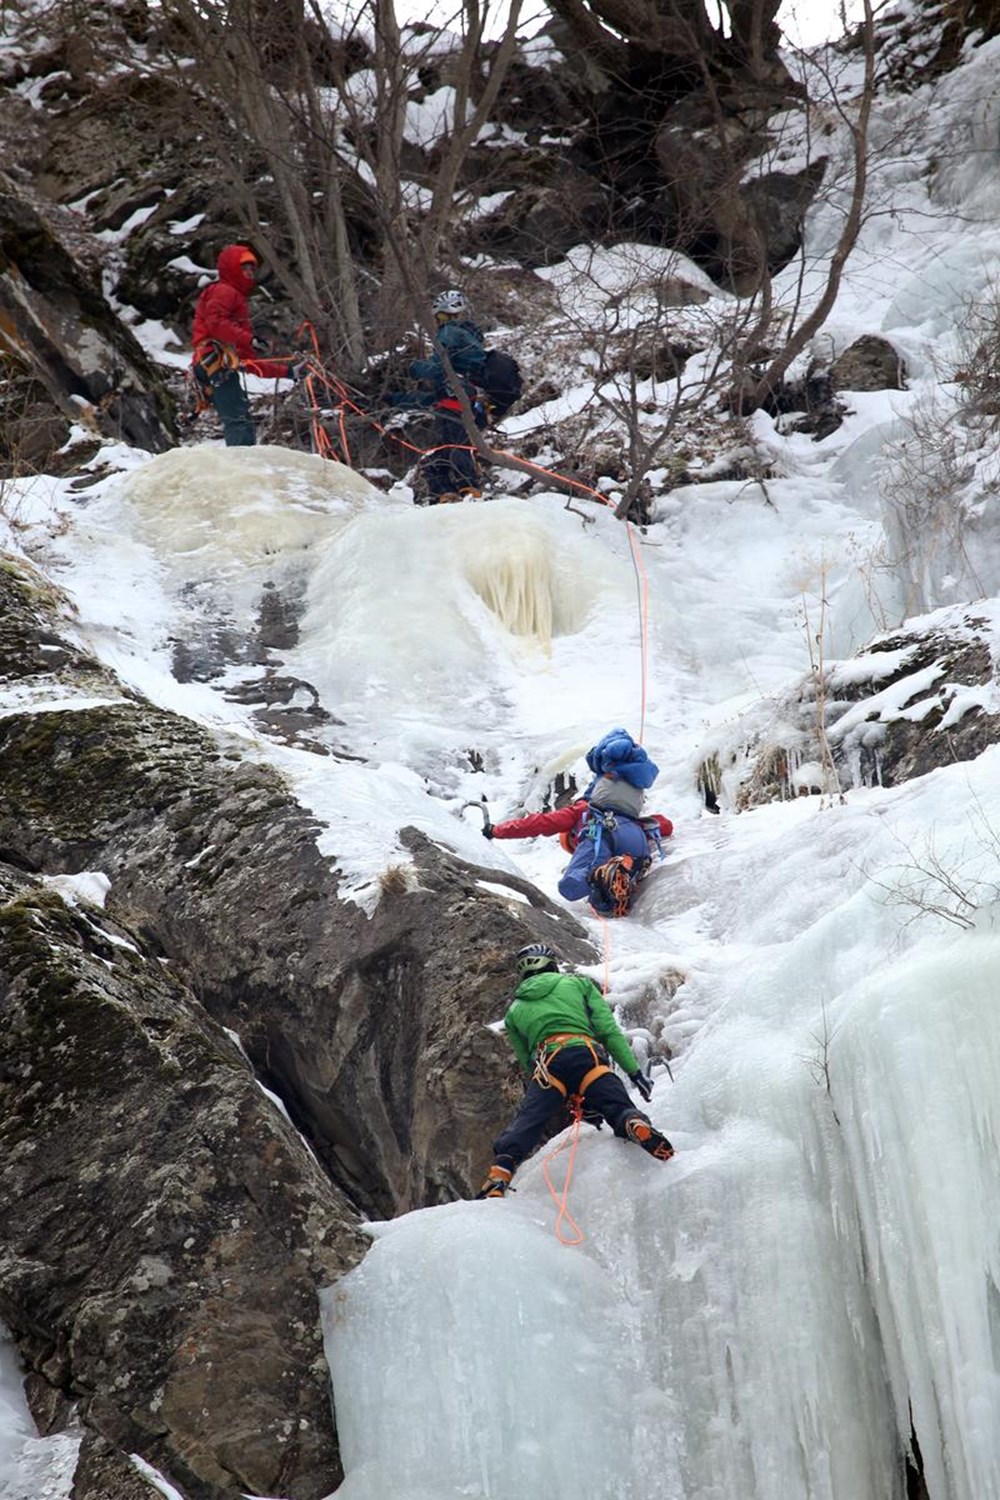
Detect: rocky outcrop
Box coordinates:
(0, 176, 175, 460)
(0, 692, 589, 1213)
(0, 557, 594, 1493)
(824, 616, 1000, 788)
(830, 334, 906, 392)
(717, 609, 1000, 810)
(0, 862, 367, 1500)
(0, 563, 592, 1211)
(655, 105, 826, 291)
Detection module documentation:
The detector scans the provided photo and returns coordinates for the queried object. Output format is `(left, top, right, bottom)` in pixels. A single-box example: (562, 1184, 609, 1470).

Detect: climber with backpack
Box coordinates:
(190, 244, 306, 446)
(476, 943, 674, 1199)
(405, 287, 489, 503)
(483, 729, 672, 918)
(399, 287, 522, 502)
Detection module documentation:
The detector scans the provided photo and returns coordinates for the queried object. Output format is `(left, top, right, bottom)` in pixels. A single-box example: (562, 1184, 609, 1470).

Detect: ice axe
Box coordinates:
(461, 796, 493, 838)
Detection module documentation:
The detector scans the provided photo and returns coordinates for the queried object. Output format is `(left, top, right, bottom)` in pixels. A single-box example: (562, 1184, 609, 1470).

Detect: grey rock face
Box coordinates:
(461, 172, 611, 268)
(0, 863, 367, 1500)
(825, 619, 999, 787)
(830, 334, 906, 392)
(728, 611, 1000, 811)
(655, 106, 824, 292)
(0, 560, 593, 1495)
(0, 176, 175, 456)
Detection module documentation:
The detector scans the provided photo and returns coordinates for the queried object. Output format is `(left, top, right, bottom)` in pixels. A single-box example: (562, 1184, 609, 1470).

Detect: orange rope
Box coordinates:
(599, 914, 613, 996)
(542, 1105, 586, 1246)
(625, 521, 651, 745)
(301, 371, 341, 462)
(338, 406, 352, 468)
(275, 322, 646, 524)
(289, 324, 620, 501)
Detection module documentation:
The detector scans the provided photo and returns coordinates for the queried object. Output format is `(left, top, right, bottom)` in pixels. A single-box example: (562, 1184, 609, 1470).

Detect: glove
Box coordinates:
(630, 1069, 654, 1102)
(287, 360, 309, 382)
(482, 824, 494, 840)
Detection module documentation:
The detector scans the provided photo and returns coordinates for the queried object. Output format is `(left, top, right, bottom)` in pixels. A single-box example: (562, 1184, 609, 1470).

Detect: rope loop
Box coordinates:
(542, 1105, 585, 1247)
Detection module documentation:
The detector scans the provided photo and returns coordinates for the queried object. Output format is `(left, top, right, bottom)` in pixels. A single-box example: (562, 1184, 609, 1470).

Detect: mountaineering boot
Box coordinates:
(625, 1116, 675, 1162)
(459, 486, 483, 500)
(589, 854, 636, 917)
(436, 492, 462, 504)
(475, 1164, 513, 1199)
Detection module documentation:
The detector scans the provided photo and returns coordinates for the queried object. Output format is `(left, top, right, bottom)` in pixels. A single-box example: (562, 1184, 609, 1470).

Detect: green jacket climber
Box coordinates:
(476, 944, 673, 1199)
(504, 970, 640, 1077)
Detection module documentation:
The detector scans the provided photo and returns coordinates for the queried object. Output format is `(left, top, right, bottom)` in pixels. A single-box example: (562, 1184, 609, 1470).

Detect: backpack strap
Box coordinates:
(582, 806, 617, 861)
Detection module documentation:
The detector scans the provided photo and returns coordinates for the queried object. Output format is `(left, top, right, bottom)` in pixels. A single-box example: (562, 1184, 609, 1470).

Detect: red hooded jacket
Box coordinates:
(191, 244, 290, 380)
(491, 801, 673, 853)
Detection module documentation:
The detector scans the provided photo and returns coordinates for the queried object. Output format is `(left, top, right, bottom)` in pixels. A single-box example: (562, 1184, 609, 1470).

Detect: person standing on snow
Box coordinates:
(483, 729, 673, 918)
(476, 943, 673, 1199)
(191, 244, 304, 446)
(408, 288, 487, 503)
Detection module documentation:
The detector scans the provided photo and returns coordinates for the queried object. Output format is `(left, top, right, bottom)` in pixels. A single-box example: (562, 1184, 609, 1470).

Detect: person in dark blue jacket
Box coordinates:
(409, 289, 487, 503)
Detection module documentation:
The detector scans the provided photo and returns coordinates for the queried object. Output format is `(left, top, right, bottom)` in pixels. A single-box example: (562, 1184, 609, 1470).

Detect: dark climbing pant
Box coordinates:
(422, 407, 482, 498)
(210, 369, 255, 446)
(492, 1044, 646, 1170)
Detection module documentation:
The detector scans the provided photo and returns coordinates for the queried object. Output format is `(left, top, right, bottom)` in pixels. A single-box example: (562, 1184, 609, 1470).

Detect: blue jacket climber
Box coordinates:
(408, 288, 487, 503)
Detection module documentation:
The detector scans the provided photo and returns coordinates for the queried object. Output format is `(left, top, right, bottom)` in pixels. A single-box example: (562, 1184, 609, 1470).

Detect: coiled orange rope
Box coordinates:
(542, 1105, 586, 1247)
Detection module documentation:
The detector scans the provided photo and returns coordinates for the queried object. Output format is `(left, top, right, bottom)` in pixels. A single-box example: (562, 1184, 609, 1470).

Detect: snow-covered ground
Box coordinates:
(5, 26, 1000, 1500)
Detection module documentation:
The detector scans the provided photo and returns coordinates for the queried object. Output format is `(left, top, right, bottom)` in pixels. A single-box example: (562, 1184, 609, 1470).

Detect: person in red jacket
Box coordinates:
(191, 244, 301, 446)
(483, 774, 674, 917)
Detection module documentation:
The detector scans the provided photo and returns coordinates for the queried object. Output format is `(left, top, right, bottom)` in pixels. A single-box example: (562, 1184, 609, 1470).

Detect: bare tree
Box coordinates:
(154, 0, 528, 371)
(734, 0, 876, 411)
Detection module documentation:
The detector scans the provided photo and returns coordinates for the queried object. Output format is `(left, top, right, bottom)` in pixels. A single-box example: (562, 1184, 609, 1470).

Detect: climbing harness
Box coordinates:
(192, 339, 240, 390)
(533, 1033, 614, 1243)
(532, 1034, 613, 1105)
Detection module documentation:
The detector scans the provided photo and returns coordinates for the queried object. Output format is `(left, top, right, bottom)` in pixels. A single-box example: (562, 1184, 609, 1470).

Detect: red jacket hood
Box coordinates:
(216, 244, 256, 295)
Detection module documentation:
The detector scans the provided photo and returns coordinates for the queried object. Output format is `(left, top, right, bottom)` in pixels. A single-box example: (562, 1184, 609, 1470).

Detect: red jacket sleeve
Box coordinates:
(491, 801, 588, 840)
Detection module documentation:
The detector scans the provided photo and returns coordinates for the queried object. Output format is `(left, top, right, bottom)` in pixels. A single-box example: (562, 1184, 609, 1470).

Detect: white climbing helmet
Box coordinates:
(432, 288, 469, 317)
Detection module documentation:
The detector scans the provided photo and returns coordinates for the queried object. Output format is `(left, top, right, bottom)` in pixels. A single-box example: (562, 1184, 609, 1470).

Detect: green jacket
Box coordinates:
(503, 971, 639, 1076)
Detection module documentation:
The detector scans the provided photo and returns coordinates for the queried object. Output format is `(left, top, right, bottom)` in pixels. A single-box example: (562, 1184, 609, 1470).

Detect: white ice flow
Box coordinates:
(11, 415, 1000, 1500)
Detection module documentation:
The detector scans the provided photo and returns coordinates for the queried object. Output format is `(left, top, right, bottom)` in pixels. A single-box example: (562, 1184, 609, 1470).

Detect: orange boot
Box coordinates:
(625, 1116, 675, 1161)
(475, 1164, 513, 1199)
(589, 854, 637, 917)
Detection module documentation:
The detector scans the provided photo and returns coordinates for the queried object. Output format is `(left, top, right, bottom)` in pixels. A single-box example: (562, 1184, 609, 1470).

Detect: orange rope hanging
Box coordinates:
(542, 1105, 586, 1247)
(624, 520, 651, 746)
(599, 912, 613, 996)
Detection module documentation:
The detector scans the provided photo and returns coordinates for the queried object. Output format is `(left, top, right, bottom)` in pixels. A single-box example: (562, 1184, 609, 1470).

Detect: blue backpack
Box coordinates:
(479, 349, 522, 419)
